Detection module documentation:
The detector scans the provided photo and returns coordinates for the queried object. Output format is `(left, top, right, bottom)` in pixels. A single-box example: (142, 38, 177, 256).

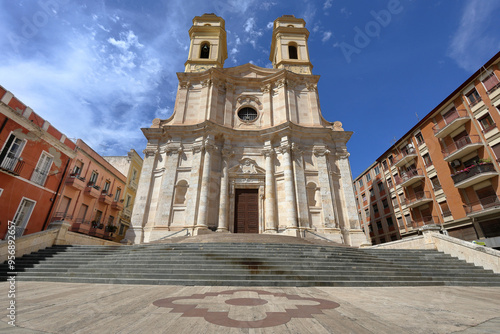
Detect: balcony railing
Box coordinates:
(464, 195, 500, 216)
(51, 212, 73, 222)
(0, 156, 24, 175)
(405, 191, 433, 208)
(393, 147, 418, 167)
(432, 108, 470, 138)
(411, 215, 439, 228)
(66, 174, 86, 190)
(394, 168, 425, 187)
(31, 168, 49, 186)
(129, 180, 138, 190)
(451, 163, 497, 187)
(442, 135, 483, 161)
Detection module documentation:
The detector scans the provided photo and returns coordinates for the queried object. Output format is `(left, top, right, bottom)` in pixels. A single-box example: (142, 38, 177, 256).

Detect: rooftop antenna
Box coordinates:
(415, 112, 420, 121)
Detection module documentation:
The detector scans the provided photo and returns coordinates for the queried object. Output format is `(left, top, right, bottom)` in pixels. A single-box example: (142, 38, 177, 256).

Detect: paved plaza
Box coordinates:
(1, 282, 499, 333)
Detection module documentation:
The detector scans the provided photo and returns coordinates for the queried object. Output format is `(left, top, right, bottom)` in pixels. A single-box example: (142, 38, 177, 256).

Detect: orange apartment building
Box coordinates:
(52, 139, 127, 241)
(354, 51, 500, 249)
(0, 86, 76, 239)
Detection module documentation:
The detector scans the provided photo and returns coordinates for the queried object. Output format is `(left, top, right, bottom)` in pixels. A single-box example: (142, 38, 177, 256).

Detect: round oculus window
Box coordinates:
(238, 107, 258, 121)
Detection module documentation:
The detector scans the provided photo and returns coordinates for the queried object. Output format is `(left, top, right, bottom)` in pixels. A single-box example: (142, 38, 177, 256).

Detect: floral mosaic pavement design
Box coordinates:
(153, 289, 340, 328)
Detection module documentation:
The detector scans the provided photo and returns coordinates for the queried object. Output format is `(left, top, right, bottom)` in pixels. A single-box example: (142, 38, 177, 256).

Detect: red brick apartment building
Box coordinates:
(0, 86, 76, 239)
(354, 52, 500, 249)
(52, 139, 127, 242)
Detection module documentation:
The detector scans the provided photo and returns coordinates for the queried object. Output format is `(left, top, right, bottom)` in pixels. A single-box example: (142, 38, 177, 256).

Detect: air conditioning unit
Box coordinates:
(450, 160, 461, 168)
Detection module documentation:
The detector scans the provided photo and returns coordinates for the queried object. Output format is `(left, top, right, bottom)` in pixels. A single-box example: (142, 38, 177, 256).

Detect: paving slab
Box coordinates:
(1, 282, 499, 333)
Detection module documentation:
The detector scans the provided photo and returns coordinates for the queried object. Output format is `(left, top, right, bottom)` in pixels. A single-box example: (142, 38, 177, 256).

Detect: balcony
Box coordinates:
(70, 219, 90, 233)
(452, 163, 498, 188)
(393, 148, 418, 168)
(0, 156, 24, 175)
(129, 179, 138, 191)
(442, 135, 483, 162)
(99, 191, 113, 205)
(122, 207, 132, 218)
(111, 199, 124, 211)
(464, 195, 500, 218)
(411, 215, 439, 228)
(405, 191, 433, 209)
(432, 108, 470, 138)
(84, 183, 101, 198)
(394, 168, 425, 188)
(51, 212, 73, 222)
(88, 221, 105, 238)
(66, 174, 86, 191)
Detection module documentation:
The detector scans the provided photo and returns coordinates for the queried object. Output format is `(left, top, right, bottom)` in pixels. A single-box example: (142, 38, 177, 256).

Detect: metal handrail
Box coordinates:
(158, 228, 190, 240)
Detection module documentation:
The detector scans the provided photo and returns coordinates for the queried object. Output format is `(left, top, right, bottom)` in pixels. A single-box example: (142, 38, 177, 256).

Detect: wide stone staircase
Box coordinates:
(2, 235, 500, 286)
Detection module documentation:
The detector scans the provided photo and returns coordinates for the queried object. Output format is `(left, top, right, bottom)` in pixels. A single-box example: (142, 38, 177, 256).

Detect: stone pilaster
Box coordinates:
(278, 138, 299, 235)
(262, 148, 277, 232)
(196, 139, 215, 231)
(292, 143, 309, 230)
(217, 145, 233, 232)
(125, 148, 158, 244)
(154, 144, 183, 226)
(313, 147, 337, 229)
(224, 81, 234, 126)
(336, 151, 361, 230)
(184, 144, 204, 231)
(261, 84, 273, 127)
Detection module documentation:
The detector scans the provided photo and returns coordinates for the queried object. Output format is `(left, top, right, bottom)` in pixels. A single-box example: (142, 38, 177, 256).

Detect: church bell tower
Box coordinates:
(184, 13, 228, 73)
(270, 15, 313, 74)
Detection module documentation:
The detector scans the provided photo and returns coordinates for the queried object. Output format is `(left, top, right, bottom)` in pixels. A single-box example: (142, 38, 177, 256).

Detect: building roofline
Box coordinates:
(375, 50, 500, 163)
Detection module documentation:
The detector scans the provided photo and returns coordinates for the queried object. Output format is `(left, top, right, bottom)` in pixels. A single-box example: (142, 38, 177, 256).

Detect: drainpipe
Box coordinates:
(42, 157, 70, 230)
(0, 117, 8, 135)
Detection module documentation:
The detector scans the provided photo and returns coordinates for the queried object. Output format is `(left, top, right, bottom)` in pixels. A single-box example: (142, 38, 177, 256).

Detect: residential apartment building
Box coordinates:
(354, 51, 500, 248)
(53, 139, 127, 241)
(0, 85, 76, 239)
(103, 149, 143, 242)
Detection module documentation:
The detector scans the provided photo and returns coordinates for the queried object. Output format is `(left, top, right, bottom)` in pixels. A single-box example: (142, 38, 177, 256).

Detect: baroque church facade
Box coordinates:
(126, 14, 368, 247)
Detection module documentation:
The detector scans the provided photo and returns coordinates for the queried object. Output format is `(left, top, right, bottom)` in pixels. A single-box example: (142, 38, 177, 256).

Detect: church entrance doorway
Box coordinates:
(234, 189, 259, 233)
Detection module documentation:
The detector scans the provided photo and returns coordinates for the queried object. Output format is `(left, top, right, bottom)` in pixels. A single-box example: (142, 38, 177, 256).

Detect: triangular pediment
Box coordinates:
(228, 157, 266, 175)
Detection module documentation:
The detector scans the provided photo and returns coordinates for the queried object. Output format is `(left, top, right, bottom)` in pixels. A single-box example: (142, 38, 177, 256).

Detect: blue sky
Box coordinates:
(1, 0, 500, 178)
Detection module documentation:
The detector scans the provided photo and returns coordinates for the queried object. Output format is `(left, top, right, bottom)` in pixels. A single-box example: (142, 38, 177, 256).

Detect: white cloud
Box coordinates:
(323, 0, 333, 10)
(266, 22, 273, 30)
(448, 0, 500, 71)
(244, 17, 256, 33)
(322, 31, 332, 42)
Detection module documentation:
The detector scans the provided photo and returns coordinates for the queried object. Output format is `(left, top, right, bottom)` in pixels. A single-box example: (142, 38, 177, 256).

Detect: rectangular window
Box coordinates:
(382, 199, 389, 209)
(369, 224, 373, 232)
(369, 188, 374, 198)
(366, 173, 371, 182)
(365, 208, 369, 218)
(377, 182, 384, 192)
(431, 176, 442, 190)
(77, 204, 88, 221)
(387, 217, 394, 227)
(103, 180, 111, 193)
(388, 155, 394, 165)
(358, 179, 364, 187)
(372, 203, 379, 213)
(0, 133, 26, 172)
(12, 198, 36, 237)
(404, 214, 411, 224)
(89, 171, 98, 185)
(466, 89, 481, 106)
(119, 223, 125, 235)
(491, 142, 500, 161)
(392, 197, 398, 207)
(422, 153, 433, 167)
(483, 73, 500, 93)
(107, 215, 114, 225)
(125, 194, 132, 208)
(415, 132, 424, 145)
(376, 221, 383, 230)
(479, 113, 495, 133)
(72, 160, 83, 176)
(374, 166, 380, 175)
(93, 210, 103, 224)
(114, 188, 122, 202)
(399, 193, 405, 203)
(31, 151, 53, 186)
(387, 178, 393, 188)
(397, 217, 404, 228)
(382, 160, 388, 170)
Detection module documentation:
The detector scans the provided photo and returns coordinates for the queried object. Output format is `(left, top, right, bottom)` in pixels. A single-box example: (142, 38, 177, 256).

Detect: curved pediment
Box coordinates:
(219, 63, 280, 79)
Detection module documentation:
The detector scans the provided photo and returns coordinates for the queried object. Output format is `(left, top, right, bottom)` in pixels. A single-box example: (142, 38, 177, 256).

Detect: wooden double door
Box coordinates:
(234, 189, 259, 233)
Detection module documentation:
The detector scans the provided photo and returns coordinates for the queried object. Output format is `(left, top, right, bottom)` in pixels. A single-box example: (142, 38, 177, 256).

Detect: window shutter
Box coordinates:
(483, 74, 500, 92)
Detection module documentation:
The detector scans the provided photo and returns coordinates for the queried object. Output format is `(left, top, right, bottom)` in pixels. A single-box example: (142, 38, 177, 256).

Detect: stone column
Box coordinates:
(184, 144, 204, 231)
(336, 151, 360, 230)
(262, 148, 277, 232)
(313, 147, 338, 229)
(155, 144, 182, 226)
(217, 145, 233, 232)
(125, 147, 158, 244)
(279, 138, 299, 235)
(196, 139, 215, 231)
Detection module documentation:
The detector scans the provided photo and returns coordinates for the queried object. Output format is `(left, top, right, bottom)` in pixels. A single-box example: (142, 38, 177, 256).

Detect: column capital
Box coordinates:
(222, 146, 234, 158)
(166, 144, 183, 156)
(261, 148, 276, 157)
(275, 78, 286, 89)
(143, 148, 157, 158)
(260, 83, 272, 93)
(313, 147, 330, 157)
(291, 143, 302, 155)
(179, 81, 191, 90)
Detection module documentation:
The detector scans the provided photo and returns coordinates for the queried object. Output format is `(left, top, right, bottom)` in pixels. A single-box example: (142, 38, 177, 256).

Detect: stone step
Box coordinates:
(5, 275, 500, 287)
